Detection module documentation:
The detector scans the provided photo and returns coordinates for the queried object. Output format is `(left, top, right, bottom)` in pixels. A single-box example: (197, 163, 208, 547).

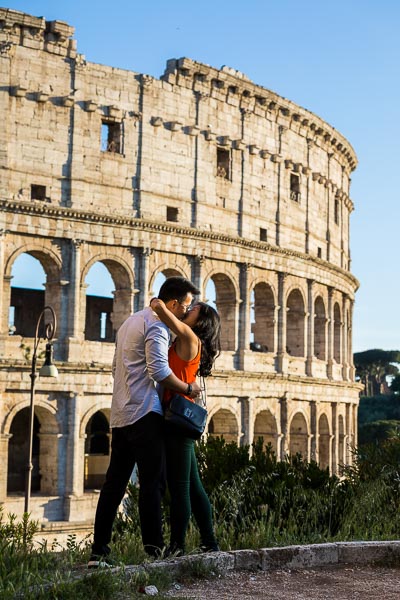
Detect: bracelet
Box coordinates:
(186, 383, 193, 395)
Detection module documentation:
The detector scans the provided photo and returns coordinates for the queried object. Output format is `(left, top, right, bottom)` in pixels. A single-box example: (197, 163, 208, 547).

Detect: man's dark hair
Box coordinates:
(158, 276, 200, 303)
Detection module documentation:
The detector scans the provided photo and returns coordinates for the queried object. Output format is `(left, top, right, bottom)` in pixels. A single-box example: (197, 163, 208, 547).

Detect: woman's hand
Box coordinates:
(150, 297, 164, 313)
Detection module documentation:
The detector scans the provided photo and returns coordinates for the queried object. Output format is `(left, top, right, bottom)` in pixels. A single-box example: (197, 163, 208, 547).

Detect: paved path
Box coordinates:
(165, 564, 400, 599)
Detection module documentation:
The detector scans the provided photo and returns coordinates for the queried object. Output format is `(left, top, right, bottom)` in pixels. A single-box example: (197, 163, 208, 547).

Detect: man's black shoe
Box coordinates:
(200, 543, 220, 553)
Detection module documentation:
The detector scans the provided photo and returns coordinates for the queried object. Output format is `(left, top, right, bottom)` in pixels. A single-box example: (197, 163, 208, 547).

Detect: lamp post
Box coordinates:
(24, 305, 58, 514)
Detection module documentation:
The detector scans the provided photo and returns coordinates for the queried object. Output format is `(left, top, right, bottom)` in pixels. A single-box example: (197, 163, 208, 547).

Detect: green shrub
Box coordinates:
(358, 419, 400, 445)
(358, 395, 400, 426)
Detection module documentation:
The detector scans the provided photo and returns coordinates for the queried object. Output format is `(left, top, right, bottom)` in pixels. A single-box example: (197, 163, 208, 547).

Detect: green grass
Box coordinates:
(2, 435, 400, 596)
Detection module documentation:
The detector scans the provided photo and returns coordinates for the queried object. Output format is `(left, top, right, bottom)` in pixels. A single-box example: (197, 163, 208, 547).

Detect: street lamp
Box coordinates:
(24, 305, 58, 514)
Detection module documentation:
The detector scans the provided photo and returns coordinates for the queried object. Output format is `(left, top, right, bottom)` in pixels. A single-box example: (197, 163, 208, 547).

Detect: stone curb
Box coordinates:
(121, 540, 400, 579)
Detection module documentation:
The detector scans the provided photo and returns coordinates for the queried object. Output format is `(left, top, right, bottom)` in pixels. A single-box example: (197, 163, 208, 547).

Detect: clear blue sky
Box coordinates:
(7, 0, 400, 352)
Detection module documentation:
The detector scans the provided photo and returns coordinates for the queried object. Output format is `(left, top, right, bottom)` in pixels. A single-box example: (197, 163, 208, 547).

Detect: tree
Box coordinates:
(354, 349, 400, 396)
(390, 374, 400, 394)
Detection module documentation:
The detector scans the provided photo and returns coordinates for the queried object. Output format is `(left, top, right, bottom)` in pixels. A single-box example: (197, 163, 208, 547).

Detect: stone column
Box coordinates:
(327, 287, 334, 379)
(191, 255, 205, 298)
(38, 432, 61, 494)
(237, 108, 251, 238)
(64, 393, 84, 498)
(306, 278, 314, 376)
(239, 396, 253, 448)
(345, 403, 352, 464)
(353, 403, 358, 450)
(238, 263, 251, 369)
(68, 239, 84, 339)
(326, 153, 333, 261)
(2, 274, 12, 337)
(0, 433, 12, 502)
(133, 75, 153, 218)
(191, 92, 209, 228)
(342, 294, 349, 381)
(111, 287, 135, 331)
(276, 272, 288, 373)
(331, 402, 338, 475)
(0, 229, 6, 335)
(305, 139, 313, 254)
(348, 300, 355, 381)
(279, 394, 288, 460)
(309, 401, 317, 461)
(274, 127, 287, 247)
(137, 247, 152, 310)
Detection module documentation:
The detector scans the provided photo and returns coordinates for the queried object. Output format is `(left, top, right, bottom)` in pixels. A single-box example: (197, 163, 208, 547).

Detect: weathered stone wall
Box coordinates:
(0, 9, 361, 523)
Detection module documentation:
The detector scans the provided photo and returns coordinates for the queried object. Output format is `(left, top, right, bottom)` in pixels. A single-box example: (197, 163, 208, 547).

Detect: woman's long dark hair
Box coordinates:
(191, 302, 221, 377)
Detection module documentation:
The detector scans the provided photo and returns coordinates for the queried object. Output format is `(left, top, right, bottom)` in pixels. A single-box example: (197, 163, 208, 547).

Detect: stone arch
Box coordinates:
(5, 243, 62, 279)
(314, 295, 326, 360)
(318, 413, 330, 470)
(5, 246, 62, 338)
(207, 408, 239, 443)
(6, 402, 60, 496)
(253, 409, 278, 453)
(82, 255, 134, 340)
(2, 398, 58, 435)
(80, 402, 111, 438)
(84, 409, 111, 490)
(289, 411, 308, 458)
(205, 272, 238, 351)
(148, 264, 188, 297)
(333, 302, 341, 363)
(251, 281, 276, 353)
(286, 288, 305, 357)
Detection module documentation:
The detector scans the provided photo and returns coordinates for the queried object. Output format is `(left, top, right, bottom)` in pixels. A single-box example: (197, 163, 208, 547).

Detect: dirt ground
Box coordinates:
(165, 564, 400, 599)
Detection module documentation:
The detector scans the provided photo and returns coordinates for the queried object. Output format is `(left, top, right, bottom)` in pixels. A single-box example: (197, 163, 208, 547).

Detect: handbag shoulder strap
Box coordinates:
(198, 375, 207, 408)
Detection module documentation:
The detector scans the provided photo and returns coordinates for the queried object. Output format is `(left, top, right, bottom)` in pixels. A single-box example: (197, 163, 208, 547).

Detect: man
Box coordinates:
(88, 276, 201, 567)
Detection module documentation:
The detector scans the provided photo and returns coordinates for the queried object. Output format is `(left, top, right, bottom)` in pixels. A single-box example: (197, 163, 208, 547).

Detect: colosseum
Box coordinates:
(0, 8, 360, 528)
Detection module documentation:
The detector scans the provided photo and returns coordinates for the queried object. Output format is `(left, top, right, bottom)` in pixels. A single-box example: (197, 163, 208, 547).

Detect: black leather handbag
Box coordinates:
(164, 394, 207, 440)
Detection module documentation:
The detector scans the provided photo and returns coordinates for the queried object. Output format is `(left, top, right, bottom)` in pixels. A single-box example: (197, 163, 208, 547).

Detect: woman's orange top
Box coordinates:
(163, 339, 201, 405)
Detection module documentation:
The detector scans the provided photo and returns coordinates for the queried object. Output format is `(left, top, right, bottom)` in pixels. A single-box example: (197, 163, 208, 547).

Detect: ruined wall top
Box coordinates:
(0, 8, 76, 57)
(162, 57, 357, 171)
(0, 9, 357, 171)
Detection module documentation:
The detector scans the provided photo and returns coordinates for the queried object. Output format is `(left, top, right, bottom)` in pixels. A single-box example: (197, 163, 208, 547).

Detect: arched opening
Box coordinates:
(9, 253, 45, 337)
(208, 409, 238, 443)
(289, 412, 308, 458)
(85, 262, 115, 342)
(84, 411, 110, 490)
(151, 269, 186, 297)
(7, 408, 40, 493)
(314, 296, 326, 360)
(7, 405, 59, 496)
(286, 290, 305, 357)
(250, 283, 275, 353)
(208, 274, 236, 351)
(318, 413, 330, 470)
(334, 303, 341, 363)
(253, 410, 278, 453)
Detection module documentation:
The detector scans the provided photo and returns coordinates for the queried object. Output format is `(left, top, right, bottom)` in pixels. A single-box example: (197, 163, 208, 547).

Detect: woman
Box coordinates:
(150, 297, 221, 555)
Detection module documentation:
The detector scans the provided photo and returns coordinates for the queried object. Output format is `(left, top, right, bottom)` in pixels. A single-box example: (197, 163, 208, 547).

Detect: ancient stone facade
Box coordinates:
(0, 9, 360, 523)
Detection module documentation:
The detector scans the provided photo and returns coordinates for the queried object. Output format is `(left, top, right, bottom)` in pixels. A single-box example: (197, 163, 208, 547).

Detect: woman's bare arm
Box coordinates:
(150, 298, 198, 348)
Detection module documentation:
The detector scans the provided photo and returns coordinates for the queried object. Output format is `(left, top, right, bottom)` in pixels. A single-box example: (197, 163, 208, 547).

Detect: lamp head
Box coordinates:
(39, 343, 59, 378)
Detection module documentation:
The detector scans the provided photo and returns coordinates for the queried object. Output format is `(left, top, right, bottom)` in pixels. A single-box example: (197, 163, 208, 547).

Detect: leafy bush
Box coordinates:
(4, 434, 400, 594)
(358, 419, 400, 445)
(358, 395, 400, 426)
